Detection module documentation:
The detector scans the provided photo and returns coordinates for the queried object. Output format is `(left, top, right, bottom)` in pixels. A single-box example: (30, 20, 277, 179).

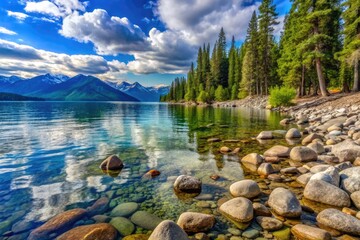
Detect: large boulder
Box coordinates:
(177, 212, 215, 233)
(148, 220, 189, 240)
(100, 155, 124, 171)
(309, 166, 340, 186)
(304, 180, 351, 207)
(109, 217, 135, 236)
(110, 202, 139, 217)
(340, 167, 360, 193)
(219, 197, 253, 222)
(268, 188, 302, 218)
(257, 131, 273, 140)
(317, 208, 360, 236)
(29, 208, 87, 240)
(290, 146, 318, 162)
(229, 180, 261, 198)
(332, 139, 360, 162)
(264, 145, 291, 158)
(57, 223, 117, 240)
(285, 128, 301, 139)
(174, 175, 202, 194)
(291, 224, 331, 240)
(241, 153, 263, 166)
(130, 211, 162, 230)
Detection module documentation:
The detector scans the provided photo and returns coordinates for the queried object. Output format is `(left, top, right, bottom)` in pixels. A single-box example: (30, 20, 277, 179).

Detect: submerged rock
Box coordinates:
(57, 223, 117, 240)
(111, 202, 139, 217)
(142, 169, 161, 180)
(219, 197, 253, 222)
(148, 220, 188, 240)
(317, 208, 360, 236)
(229, 180, 261, 198)
(268, 187, 302, 218)
(100, 155, 124, 171)
(304, 180, 351, 207)
(87, 197, 109, 217)
(174, 175, 202, 194)
(28, 208, 87, 240)
(130, 211, 162, 230)
(110, 217, 135, 236)
(177, 212, 215, 233)
(241, 153, 263, 166)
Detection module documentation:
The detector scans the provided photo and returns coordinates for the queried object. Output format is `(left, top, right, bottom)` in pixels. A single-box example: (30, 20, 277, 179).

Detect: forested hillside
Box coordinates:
(162, 0, 360, 102)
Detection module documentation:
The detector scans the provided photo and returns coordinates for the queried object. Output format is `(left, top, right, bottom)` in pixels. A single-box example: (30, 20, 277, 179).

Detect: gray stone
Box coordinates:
(332, 139, 360, 162)
(87, 197, 109, 217)
(307, 142, 325, 154)
(304, 180, 350, 207)
(290, 146, 318, 162)
(130, 211, 162, 230)
(280, 167, 298, 174)
(110, 202, 138, 217)
(148, 220, 189, 240)
(219, 197, 254, 222)
(268, 187, 302, 218)
(309, 166, 340, 186)
(285, 128, 301, 139)
(317, 208, 360, 236)
(296, 173, 313, 186)
(310, 164, 330, 173)
(242, 229, 260, 239)
(174, 175, 202, 193)
(110, 217, 135, 236)
(253, 203, 271, 217)
(177, 212, 215, 233)
(340, 167, 360, 193)
(229, 180, 261, 198)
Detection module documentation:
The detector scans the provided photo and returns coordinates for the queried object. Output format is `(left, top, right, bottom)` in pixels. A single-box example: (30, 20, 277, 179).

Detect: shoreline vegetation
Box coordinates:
(161, 0, 359, 106)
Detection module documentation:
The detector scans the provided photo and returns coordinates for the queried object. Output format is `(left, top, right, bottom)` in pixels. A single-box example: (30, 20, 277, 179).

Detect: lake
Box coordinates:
(0, 102, 287, 239)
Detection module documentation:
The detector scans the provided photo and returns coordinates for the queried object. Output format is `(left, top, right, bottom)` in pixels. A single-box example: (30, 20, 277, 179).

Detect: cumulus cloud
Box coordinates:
(157, 0, 260, 45)
(0, 27, 17, 35)
(24, 0, 87, 18)
(7, 11, 29, 21)
(0, 39, 127, 78)
(60, 9, 149, 55)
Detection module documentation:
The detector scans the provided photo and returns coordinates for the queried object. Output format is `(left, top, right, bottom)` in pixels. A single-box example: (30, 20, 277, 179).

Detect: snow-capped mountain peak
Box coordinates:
(41, 73, 70, 84)
(0, 76, 24, 84)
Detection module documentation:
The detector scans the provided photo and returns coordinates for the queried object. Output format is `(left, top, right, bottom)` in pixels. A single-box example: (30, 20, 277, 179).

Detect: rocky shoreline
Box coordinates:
(6, 99, 360, 240)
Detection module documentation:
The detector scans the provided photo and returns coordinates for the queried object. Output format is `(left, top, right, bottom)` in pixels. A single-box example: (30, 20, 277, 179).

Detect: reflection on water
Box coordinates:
(0, 102, 285, 236)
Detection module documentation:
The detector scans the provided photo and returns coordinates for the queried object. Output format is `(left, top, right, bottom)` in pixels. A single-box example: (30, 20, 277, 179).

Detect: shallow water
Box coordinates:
(0, 102, 287, 238)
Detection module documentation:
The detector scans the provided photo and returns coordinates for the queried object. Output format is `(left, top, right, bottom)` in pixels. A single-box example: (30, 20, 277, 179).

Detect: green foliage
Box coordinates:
(215, 85, 228, 101)
(268, 86, 296, 107)
(197, 90, 210, 103)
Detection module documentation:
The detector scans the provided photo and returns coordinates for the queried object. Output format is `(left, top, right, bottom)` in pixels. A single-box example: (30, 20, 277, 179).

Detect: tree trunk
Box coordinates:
(353, 58, 359, 92)
(315, 57, 328, 96)
(301, 64, 306, 97)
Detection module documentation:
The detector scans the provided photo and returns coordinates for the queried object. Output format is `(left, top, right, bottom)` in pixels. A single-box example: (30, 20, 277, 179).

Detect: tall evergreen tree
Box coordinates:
(216, 28, 229, 87)
(338, 0, 360, 91)
(258, 0, 279, 95)
(228, 36, 237, 92)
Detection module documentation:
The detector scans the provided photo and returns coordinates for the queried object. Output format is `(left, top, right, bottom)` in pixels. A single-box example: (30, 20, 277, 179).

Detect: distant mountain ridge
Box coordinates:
(0, 74, 169, 102)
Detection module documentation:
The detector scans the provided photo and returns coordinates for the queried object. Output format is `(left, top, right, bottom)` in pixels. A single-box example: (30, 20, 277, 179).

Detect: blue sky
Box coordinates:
(0, 0, 290, 86)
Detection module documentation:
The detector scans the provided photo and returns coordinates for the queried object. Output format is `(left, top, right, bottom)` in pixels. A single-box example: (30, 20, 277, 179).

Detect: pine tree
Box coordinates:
(339, 0, 360, 91)
(228, 36, 237, 93)
(216, 28, 229, 88)
(258, 0, 279, 95)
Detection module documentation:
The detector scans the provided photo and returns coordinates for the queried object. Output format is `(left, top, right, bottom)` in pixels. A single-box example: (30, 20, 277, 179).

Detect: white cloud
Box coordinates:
(25, 1, 62, 17)
(24, 0, 87, 18)
(0, 27, 17, 35)
(7, 10, 29, 21)
(60, 9, 149, 55)
(0, 39, 128, 79)
(157, 0, 260, 45)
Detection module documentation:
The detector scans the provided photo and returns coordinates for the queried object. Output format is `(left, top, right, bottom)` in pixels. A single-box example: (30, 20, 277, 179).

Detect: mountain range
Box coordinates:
(0, 74, 169, 102)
